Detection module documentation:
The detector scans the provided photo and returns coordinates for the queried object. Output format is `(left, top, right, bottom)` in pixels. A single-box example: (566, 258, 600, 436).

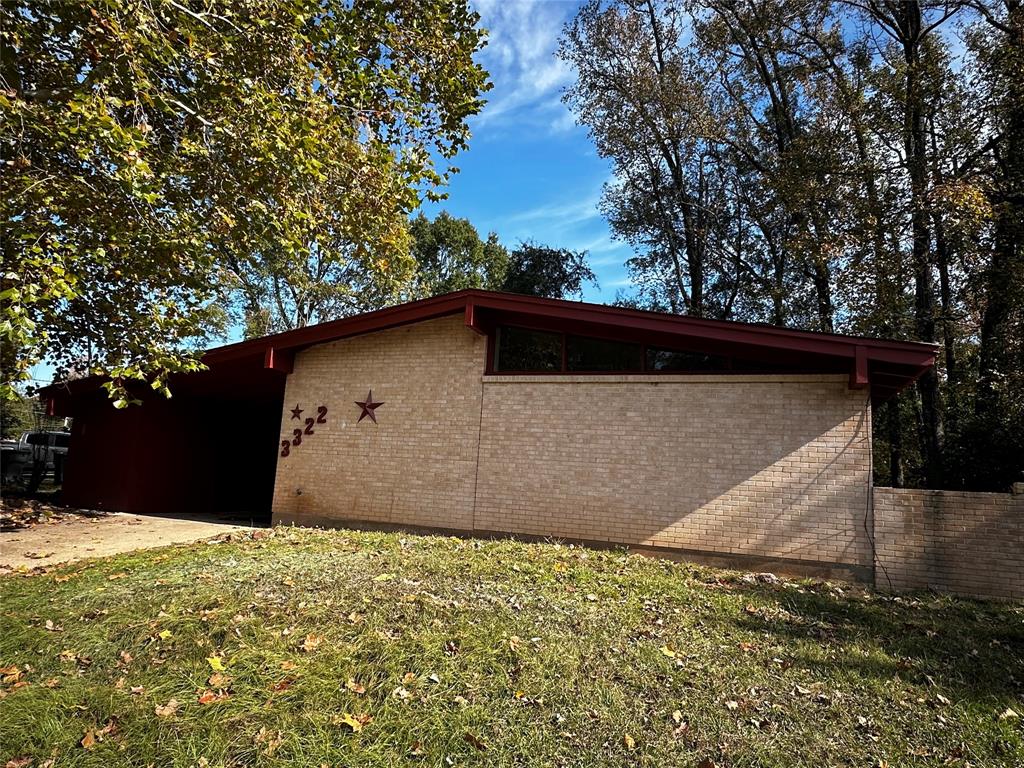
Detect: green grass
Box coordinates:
(1, 527, 1022, 767)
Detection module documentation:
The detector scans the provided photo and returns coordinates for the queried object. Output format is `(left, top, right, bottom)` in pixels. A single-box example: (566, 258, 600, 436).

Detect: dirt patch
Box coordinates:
(0, 511, 253, 571)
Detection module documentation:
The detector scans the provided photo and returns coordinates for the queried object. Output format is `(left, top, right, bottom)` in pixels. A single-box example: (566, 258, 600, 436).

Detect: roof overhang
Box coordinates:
(42, 290, 938, 414)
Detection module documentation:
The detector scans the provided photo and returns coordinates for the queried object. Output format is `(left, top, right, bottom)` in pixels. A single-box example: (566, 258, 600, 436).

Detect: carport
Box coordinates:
(43, 347, 286, 522)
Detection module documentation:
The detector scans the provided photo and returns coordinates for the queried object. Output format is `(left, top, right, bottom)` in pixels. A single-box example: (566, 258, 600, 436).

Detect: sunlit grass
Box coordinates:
(1, 526, 1021, 767)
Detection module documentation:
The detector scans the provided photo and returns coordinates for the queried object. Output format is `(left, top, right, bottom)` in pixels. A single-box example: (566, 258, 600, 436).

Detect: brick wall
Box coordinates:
(873, 487, 1024, 599)
(271, 316, 487, 530)
(273, 317, 875, 577)
(475, 375, 872, 570)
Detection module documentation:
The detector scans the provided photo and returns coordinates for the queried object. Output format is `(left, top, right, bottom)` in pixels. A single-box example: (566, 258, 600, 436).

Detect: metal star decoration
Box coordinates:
(290, 404, 303, 420)
(354, 390, 384, 423)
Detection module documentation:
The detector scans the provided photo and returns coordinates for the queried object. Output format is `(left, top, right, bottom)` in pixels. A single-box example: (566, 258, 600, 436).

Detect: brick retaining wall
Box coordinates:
(873, 487, 1024, 599)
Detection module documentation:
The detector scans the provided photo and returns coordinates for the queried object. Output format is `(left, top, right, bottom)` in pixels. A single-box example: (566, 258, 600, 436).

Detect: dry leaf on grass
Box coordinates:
(334, 712, 372, 732)
(464, 732, 487, 751)
(346, 678, 366, 695)
(301, 634, 322, 652)
(206, 656, 226, 671)
(154, 698, 179, 717)
(197, 689, 229, 704)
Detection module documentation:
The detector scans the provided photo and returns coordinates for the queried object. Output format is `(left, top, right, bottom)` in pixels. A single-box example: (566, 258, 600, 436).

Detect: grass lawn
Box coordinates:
(1, 527, 1022, 767)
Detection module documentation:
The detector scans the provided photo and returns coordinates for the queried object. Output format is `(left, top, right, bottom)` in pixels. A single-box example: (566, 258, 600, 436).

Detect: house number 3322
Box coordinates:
(280, 405, 327, 457)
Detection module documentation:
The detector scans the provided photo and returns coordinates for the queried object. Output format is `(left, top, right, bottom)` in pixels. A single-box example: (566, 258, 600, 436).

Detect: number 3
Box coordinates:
(292, 428, 302, 446)
(280, 440, 290, 458)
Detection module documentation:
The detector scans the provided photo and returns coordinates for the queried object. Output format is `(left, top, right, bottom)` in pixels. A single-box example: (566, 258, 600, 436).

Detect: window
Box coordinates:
(646, 347, 727, 372)
(567, 335, 642, 372)
(494, 326, 562, 371)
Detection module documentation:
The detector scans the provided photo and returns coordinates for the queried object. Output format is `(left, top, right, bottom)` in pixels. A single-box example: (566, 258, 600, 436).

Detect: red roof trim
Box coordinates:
(205, 289, 937, 365)
(43, 290, 937, 406)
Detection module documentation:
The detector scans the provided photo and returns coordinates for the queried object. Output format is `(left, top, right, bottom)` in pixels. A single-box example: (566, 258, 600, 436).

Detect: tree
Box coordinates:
(562, 0, 1024, 490)
(1, 0, 489, 403)
(406, 212, 596, 301)
(407, 212, 509, 297)
(501, 242, 597, 299)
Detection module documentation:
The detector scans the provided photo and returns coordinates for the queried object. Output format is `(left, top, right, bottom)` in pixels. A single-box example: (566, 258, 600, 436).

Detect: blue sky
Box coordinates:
(421, 0, 629, 304)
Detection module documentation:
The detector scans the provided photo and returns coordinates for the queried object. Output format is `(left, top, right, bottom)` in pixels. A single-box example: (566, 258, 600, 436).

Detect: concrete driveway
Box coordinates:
(0, 512, 254, 570)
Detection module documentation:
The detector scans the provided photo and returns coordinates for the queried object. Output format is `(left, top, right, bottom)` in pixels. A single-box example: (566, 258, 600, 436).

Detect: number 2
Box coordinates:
(317, 405, 328, 424)
(304, 417, 315, 435)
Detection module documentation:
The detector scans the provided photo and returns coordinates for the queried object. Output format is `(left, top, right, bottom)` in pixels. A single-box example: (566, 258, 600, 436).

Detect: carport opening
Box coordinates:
(53, 358, 287, 526)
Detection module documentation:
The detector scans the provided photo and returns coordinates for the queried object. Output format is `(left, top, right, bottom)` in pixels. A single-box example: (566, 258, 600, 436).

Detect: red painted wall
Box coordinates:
(61, 392, 281, 520)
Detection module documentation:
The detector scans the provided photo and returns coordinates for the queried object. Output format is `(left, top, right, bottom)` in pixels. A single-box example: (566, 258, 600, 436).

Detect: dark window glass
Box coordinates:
(495, 326, 563, 371)
(567, 335, 642, 372)
(53, 433, 71, 448)
(730, 356, 799, 371)
(645, 347, 728, 372)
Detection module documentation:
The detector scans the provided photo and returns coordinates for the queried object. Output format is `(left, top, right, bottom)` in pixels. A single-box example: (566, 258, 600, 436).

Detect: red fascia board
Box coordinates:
(203, 292, 470, 364)
(200, 289, 938, 369)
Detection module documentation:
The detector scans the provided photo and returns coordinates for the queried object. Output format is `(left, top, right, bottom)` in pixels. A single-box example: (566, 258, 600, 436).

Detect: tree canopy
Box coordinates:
(1, 0, 489, 404)
(407, 211, 596, 300)
(560, 0, 1023, 491)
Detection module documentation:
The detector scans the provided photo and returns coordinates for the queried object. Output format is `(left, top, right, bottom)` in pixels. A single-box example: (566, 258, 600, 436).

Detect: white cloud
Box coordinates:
(471, 0, 579, 133)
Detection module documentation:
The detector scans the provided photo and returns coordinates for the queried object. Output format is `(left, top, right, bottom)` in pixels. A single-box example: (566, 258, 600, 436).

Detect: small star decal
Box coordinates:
(355, 390, 384, 423)
(290, 404, 303, 420)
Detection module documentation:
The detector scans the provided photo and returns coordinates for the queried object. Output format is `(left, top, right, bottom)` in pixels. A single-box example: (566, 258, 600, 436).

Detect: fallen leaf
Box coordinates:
(336, 712, 371, 732)
(130, 686, 144, 695)
(346, 678, 366, 695)
(407, 741, 425, 758)
(157, 629, 172, 641)
(402, 672, 418, 685)
(197, 689, 229, 704)
(623, 734, 636, 750)
(271, 677, 295, 692)
(999, 707, 1020, 720)
(107, 572, 127, 580)
(280, 660, 297, 671)
(155, 698, 179, 717)
(724, 700, 739, 711)
(301, 634, 322, 653)
(671, 710, 683, 724)
(208, 672, 231, 688)
(44, 620, 62, 632)
(373, 573, 394, 582)
(464, 732, 487, 751)
(80, 730, 96, 750)
(119, 650, 133, 665)
(5, 757, 33, 768)
(392, 686, 411, 700)
(660, 646, 677, 659)
(206, 656, 226, 671)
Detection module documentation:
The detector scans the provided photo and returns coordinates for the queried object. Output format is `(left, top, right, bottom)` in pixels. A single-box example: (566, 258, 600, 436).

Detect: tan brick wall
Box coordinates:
(273, 317, 875, 574)
(475, 375, 872, 568)
(271, 316, 486, 530)
(873, 487, 1024, 599)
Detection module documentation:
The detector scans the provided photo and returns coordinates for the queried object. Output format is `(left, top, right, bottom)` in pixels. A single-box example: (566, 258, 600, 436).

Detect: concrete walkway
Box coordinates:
(0, 512, 253, 569)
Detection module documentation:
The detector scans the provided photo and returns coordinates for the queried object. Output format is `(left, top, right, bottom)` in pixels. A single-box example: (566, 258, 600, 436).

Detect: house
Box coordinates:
(43, 290, 938, 582)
